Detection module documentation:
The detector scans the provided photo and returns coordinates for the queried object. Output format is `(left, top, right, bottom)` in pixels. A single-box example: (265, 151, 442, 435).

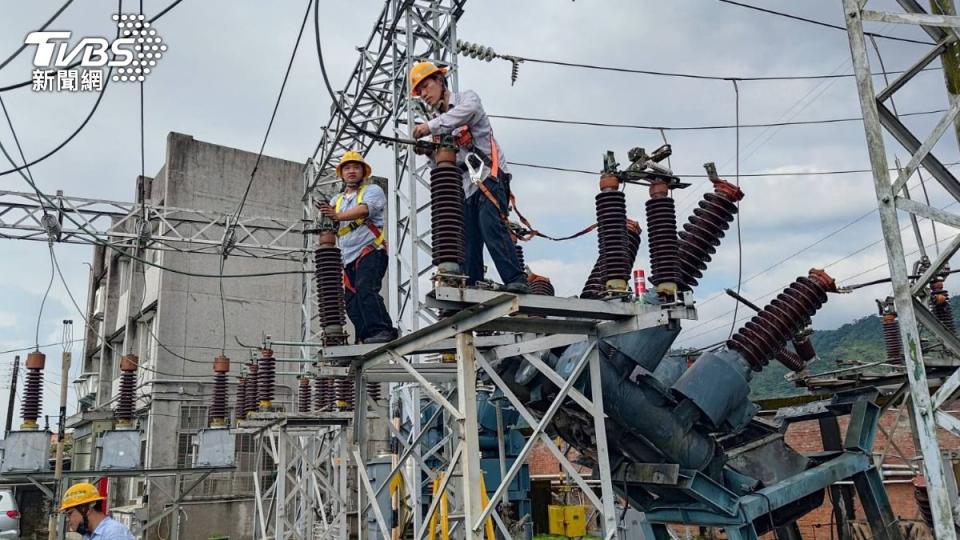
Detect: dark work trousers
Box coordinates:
(463, 172, 526, 286)
(344, 248, 393, 342)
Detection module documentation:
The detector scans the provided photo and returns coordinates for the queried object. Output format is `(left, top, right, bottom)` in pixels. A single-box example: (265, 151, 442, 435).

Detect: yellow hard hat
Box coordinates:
(409, 61, 448, 95)
(60, 482, 104, 512)
(336, 150, 371, 179)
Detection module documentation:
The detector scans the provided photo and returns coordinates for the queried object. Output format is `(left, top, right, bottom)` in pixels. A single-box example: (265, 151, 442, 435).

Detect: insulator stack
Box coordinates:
(245, 363, 259, 417)
(792, 332, 817, 363)
(625, 219, 642, 263)
(930, 279, 956, 334)
(315, 230, 347, 345)
(646, 181, 681, 293)
(115, 354, 138, 428)
(728, 269, 837, 371)
(367, 382, 382, 402)
(314, 377, 328, 411)
(298, 377, 312, 413)
(581, 219, 642, 300)
(913, 476, 934, 530)
(20, 351, 45, 430)
(335, 376, 355, 411)
(883, 313, 903, 363)
(528, 274, 556, 296)
(515, 243, 526, 270)
(774, 349, 804, 372)
(580, 261, 603, 300)
(257, 348, 275, 410)
(208, 355, 230, 427)
(235, 375, 248, 422)
(677, 179, 744, 291)
(321, 377, 336, 410)
(595, 175, 629, 292)
(430, 147, 466, 272)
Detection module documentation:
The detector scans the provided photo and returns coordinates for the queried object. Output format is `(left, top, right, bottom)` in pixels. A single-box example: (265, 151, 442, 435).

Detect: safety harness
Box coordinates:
(335, 183, 387, 293)
(456, 128, 598, 243)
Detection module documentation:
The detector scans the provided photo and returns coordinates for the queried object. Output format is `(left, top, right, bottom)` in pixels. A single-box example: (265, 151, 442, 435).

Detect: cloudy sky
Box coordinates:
(0, 0, 956, 424)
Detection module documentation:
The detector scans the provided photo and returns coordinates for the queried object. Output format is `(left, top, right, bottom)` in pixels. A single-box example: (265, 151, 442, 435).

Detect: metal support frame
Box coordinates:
(642, 401, 900, 540)
(0, 466, 234, 540)
(0, 189, 307, 259)
(842, 1, 960, 537)
(336, 291, 689, 539)
(251, 419, 350, 540)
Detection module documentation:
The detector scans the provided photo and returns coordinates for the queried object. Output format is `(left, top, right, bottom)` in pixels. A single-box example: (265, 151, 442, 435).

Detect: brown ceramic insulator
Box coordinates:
(20, 362, 43, 429)
(792, 335, 817, 363)
(298, 378, 312, 413)
(245, 363, 259, 416)
(883, 313, 904, 363)
(677, 180, 744, 291)
(322, 377, 337, 410)
(579, 259, 603, 300)
(515, 243, 525, 269)
(929, 281, 956, 334)
(116, 355, 138, 426)
(581, 218, 642, 299)
(235, 376, 248, 421)
(728, 269, 837, 371)
(430, 164, 466, 268)
(367, 381, 382, 402)
(210, 372, 228, 426)
(913, 476, 934, 530)
(528, 274, 556, 296)
(25, 351, 45, 370)
(213, 354, 230, 374)
(257, 349, 275, 409)
(625, 219, 642, 263)
(335, 376, 355, 411)
(596, 190, 629, 290)
(313, 377, 327, 411)
(774, 348, 805, 372)
(315, 245, 347, 342)
(435, 146, 458, 165)
(646, 187, 681, 287)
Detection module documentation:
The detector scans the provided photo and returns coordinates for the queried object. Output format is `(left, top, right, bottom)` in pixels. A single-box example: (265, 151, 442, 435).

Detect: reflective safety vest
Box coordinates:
(334, 184, 386, 248)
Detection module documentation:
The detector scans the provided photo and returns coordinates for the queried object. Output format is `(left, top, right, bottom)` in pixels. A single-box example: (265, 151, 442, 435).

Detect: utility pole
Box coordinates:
(48, 320, 72, 540)
(932, 0, 960, 149)
(4, 356, 19, 435)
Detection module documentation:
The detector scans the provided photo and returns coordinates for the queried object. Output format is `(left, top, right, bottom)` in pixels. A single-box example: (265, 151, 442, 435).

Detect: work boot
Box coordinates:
(504, 281, 529, 294)
(365, 329, 398, 344)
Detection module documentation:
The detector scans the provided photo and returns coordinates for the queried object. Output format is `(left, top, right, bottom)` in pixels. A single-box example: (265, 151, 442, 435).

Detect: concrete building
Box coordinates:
(69, 132, 308, 540)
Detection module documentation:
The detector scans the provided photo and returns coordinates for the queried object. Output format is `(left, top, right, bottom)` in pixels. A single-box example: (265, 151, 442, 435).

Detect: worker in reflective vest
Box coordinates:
(317, 151, 398, 344)
(409, 61, 529, 293)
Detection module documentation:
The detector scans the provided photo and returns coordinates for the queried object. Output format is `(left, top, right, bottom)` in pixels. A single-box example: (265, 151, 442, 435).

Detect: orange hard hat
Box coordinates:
(409, 61, 448, 95)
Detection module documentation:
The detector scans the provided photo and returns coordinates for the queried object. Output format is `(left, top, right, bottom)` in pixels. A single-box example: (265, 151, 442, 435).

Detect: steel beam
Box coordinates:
(842, 1, 958, 537)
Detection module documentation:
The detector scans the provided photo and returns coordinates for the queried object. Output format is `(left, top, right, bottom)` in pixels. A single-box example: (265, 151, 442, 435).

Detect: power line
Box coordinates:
(0, 0, 75, 72)
(488, 108, 946, 132)
(504, 53, 940, 81)
(716, 0, 934, 46)
(222, 0, 313, 354)
(0, 0, 185, 92)
(508, 160, 960, 179)
(0, 340, 84, 356)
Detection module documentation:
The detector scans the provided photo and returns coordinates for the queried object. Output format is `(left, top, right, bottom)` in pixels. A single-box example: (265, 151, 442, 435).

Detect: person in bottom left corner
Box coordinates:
(61, 483, 135, 540)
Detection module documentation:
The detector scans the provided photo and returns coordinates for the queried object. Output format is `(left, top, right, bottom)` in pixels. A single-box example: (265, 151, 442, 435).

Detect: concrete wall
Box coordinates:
(134, 133, 306, 540)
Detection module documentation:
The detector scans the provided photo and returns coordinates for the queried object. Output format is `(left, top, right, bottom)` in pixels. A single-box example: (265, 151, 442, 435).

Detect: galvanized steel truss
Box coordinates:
(842, 1, 960, 537)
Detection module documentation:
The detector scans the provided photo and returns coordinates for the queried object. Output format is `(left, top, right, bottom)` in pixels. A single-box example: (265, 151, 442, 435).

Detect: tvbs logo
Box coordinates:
(26, 13, 166, 91)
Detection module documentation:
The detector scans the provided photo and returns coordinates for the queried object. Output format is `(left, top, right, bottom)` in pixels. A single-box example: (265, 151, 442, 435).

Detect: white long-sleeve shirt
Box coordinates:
(426, 90, 509, 198)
